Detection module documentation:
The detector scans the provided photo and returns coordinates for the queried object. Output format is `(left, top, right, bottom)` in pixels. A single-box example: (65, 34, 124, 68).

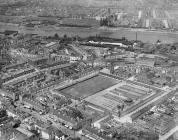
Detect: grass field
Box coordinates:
(57, 75, 119, 99)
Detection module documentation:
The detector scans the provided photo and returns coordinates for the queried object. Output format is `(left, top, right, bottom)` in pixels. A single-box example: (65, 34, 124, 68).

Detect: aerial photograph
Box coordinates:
(1, 0, 178, 140)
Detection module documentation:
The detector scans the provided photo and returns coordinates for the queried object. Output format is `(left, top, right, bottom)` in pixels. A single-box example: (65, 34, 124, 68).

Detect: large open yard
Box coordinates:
(56, 75, 120, 99)
(84, 81, 159, 113)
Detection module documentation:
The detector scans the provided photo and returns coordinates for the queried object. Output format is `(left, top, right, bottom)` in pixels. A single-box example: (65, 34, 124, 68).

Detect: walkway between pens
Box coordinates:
(159, 125, 178, 140)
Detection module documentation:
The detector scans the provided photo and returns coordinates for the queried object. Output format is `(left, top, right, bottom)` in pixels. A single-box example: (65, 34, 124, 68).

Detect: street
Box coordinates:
(17, 105, 77, 138)
(159, 126, 178, 140)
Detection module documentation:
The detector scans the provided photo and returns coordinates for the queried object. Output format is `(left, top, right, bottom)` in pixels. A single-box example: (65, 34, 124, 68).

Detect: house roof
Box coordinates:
(16, 127, 34, 137)
(153, 77, 167, 85)
(46, 126, 65, 137)
(35, 119, 48, 129)
(136, 58, 155, 67)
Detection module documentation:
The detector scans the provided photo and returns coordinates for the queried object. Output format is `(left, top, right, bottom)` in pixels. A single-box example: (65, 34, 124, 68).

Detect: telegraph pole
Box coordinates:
(136, 32, 138, 41)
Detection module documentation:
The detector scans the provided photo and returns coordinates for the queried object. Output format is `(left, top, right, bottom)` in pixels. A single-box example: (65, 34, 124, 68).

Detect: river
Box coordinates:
(0, 24, 178, 43)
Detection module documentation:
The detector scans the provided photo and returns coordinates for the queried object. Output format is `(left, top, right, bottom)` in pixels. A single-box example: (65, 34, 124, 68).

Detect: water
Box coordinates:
(0, 24, 178, 43)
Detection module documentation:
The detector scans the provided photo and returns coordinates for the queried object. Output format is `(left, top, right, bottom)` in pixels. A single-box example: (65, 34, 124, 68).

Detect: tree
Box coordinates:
(170, 45, 176, 50)
(100, 18, 110, 26)
(122, 37, 126, 40)
(82, 104, 86, 111)
(0, 77, 2, 88)
(157, 40, 161, 43)
(63, 34, 67, 39)
(117, 105, 122, 117)
(54, 33, 59, 39)
(121, 104, 124, 111)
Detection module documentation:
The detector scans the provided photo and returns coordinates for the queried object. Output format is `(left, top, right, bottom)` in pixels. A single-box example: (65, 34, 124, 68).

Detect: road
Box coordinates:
(159, 126, 178, 140)
(3, 70, 39, 85)
(42, 114, 77, 138)
(17, 105, 77, 138)
(92, 115, 109, 128)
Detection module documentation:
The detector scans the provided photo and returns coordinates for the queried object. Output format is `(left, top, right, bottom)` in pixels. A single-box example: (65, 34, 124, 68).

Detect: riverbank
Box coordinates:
(0, 23, 178, 43)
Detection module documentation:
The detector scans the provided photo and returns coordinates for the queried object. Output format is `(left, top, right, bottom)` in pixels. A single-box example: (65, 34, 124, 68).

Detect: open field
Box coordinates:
(43, 0, 131, 7)
(60, 18, 100, 27)
(56, 75, 120, 99)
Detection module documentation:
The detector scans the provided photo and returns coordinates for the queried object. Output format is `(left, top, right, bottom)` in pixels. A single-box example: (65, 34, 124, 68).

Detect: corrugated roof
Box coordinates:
(16, 127, 34, 137)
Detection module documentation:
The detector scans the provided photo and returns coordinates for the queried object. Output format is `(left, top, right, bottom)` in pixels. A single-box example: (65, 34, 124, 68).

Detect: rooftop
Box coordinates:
(16, 127, 34, 138)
